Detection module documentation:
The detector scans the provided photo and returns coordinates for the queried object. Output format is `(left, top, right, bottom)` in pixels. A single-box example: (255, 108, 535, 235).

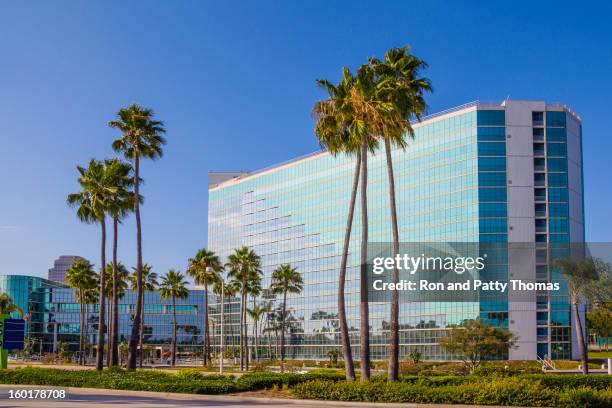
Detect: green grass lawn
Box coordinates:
(589, 350, 612, 359)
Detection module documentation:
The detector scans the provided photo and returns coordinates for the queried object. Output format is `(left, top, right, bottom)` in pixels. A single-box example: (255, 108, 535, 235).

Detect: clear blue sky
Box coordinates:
(1, 1, 611, 279)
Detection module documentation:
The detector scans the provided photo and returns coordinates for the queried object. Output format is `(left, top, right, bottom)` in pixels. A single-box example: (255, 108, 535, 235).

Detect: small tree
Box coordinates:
(327, 349, 340, 367)
(438, 319, 516, 374)
(587, 303, 612, 351)
(408, 349, 422, 365)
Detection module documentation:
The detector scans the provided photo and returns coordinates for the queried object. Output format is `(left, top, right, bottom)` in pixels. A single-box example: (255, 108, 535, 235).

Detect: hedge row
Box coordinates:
(2, 367, 611, 406)
(0, 367, 344, 395)
(293, 378, 612, 408)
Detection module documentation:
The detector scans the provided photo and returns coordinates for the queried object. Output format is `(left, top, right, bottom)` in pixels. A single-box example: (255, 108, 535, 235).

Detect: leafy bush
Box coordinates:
(174, 368, 233, 382)
(293, 377, 612, 407)
(303, 360, 318, 367)
(236, 370, 344, 391)
(472, 361, 541, 376)
(0, 367, 237, 394)
(520, 374, 612, 390)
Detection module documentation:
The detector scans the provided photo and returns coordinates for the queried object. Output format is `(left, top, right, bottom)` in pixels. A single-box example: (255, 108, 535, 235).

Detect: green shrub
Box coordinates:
(520, 374, 612, 390)
(556, 387, 612, 408)
(0, 367, 237, 395)
(236, 370, 344, 391)
(292, 377, 612, 407)
(174, 368, 233, 382)
(472, 361, 542, 376)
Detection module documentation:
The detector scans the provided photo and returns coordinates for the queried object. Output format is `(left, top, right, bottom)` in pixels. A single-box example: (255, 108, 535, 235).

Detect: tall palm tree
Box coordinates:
(313, 67, 378, 381)
(247, 302, 265, 362)
(0, 293, 23, 317)
(83, 285, 99, 363)
(109, 104, 166, 370)
(269, 264, 303, 368)
(159, 269, 189, 366)
(330, 63, 413, 381)
(212, 277, 238, 364)
(554, 258, 600, 375)
(369, 47, 432, 381)
(259, 300, 274, 359)
(128, 264, 158, 368)
(187, 249, 223, 366)
(68, 159, 116, 370)
(103, 158, 137, 366)
(66, 258, 97, 365)
(103, 262, 129, 366)
(226, 246, 262, 370)
(345, 64, 388, 381)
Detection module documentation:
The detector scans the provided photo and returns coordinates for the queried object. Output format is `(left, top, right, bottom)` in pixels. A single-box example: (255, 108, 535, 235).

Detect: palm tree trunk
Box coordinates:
(172, 296, 177, 366)
(573, 297, 588, 374)
(254, 317, 259, 362)
(267, 322, 272, 360)
(359, 135, 370, 381)
(86, 304, 91, 363)
(111, 218, 119, 366)
(385, 139, 400, 382)
(244, 292, 249, 370)
(275, 327, 279, 358)
(106, 297, 111, 367)
(281, 290, 287, 371)
(338, 150, 360, 381)
(128, 153, 143, 370)
(139, 290, 144, 368)
(96, 217, 107, 371)
(239, 291, 244, 370)
(204, 283, 210, 366)
(79, 290, 84, 365)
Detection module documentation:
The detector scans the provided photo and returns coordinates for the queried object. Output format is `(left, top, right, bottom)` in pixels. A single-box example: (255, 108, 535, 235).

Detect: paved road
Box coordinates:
(0, 386, 404, 408)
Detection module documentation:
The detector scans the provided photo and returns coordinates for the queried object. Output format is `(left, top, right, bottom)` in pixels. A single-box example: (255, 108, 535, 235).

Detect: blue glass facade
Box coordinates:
(208, 101, 584, 361)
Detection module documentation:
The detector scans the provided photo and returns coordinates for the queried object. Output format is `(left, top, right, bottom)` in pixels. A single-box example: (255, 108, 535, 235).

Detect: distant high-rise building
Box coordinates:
(48, 255, 82, 283)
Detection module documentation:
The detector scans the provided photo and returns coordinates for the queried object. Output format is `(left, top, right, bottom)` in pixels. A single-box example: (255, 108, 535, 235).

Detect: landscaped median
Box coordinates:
(1, 367, 611, 407)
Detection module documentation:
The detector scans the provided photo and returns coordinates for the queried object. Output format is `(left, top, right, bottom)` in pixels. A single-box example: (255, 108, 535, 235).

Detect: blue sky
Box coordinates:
(1, 1, 611, 279)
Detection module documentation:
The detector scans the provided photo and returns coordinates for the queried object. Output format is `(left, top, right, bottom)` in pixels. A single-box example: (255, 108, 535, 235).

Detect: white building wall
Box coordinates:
(504, 100, 544, 360)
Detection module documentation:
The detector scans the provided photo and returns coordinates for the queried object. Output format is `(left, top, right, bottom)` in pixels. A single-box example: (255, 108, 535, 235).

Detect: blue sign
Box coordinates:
(3, 319, 25, 350)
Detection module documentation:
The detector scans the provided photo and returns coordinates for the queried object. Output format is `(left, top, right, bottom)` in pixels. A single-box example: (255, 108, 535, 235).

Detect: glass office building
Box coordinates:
(0, 274, 206, 356)
(208, 100, 584, 361)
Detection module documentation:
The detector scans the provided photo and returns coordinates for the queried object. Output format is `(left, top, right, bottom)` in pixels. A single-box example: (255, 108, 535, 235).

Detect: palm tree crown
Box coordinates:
(159, 270, 189, 302)
(270, 264, 303, 296)
(187, 249, 223, 288)
(129, 264, 159, 292)
(67, 159, 117, 223)
(66, 259, 98, 298)
(104, 262, 129, 299)
(109, 104, 166, 160)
